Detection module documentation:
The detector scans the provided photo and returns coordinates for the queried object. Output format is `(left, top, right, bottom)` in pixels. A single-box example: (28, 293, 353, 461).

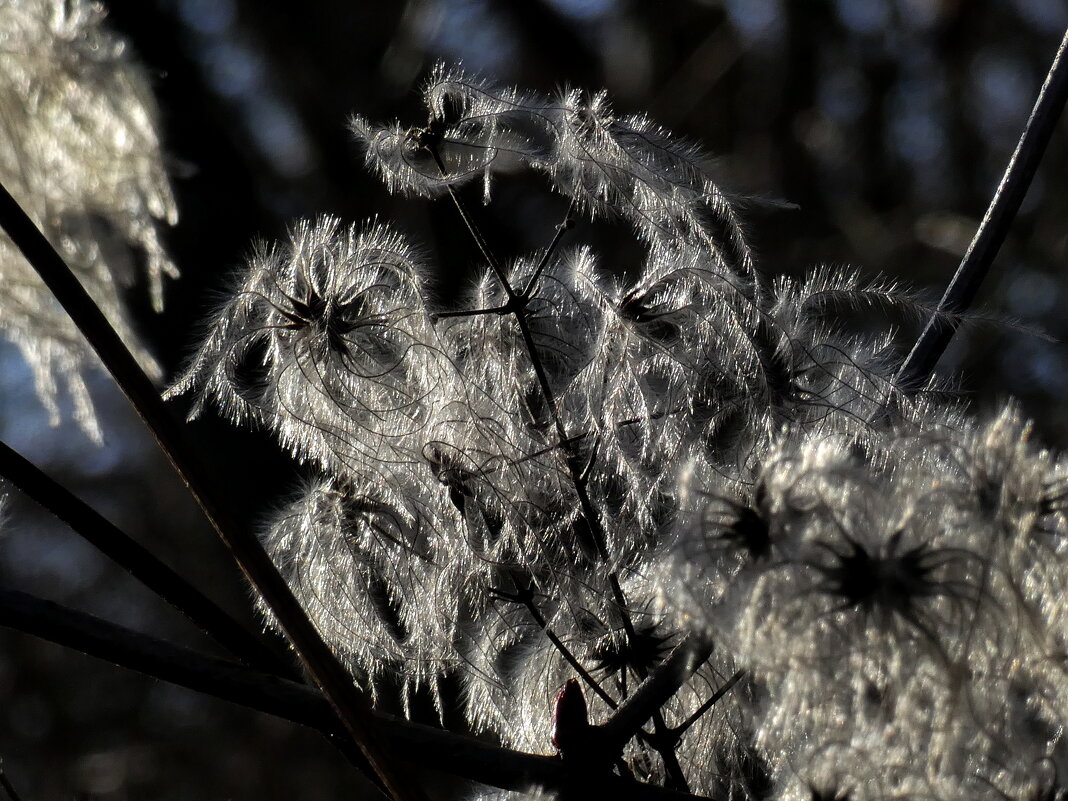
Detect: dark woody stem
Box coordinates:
(601, 636, 715, 755)
(427, 142, 691, 791)
(0, 436, 291, 678)
(0, 585, 714, 801)
(893, 25, 1068, 397)
(0, 181, 424, 801)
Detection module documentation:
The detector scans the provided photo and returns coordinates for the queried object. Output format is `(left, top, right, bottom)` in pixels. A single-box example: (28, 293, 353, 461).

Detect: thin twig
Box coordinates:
(490, 585, 617, 709)
(892, 25, 1068, 396)
(427, 145, 690, 788)
(0, 761, 26, 801)
(600, 637, 714, 757)
(671, 670, 744, 741)
(521, 200, 576, 299)
(0, 182, 421, 801)
(0, 586, 713, 801)
(0, 437, 290, 676)
(431, 304, 510, 320)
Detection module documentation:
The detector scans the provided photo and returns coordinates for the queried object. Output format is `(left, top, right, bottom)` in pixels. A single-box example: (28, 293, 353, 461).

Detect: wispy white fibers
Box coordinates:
(0, 0, 178, 439)
(175, 65, 1068, 801)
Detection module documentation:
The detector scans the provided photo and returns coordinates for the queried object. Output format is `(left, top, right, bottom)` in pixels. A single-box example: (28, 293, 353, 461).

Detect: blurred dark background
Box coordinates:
(1, 0, 1066, 798)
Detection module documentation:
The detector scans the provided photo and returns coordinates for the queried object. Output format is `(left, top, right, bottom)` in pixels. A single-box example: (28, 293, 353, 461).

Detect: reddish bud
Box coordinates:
(551, 678, 590, 755)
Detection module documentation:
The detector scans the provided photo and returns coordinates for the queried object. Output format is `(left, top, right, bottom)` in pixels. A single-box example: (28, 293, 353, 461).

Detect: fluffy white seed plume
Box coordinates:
(180, 63, 1068, 801)
(0, 0, 178, 439)
(169, 216, 457, 477)
(660, 409, 1068, 800)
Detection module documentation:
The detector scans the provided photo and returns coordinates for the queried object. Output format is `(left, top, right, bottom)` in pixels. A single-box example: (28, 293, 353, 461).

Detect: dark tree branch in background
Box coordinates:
(0, 181, 422, 801)
(893, 25, 1068, 396)
(0, 586, 713, 801)
(0, 437, 289, 676)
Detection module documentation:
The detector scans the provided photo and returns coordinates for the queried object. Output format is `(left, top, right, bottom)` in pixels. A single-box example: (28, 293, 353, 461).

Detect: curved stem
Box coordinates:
(0, 586, 714, 801)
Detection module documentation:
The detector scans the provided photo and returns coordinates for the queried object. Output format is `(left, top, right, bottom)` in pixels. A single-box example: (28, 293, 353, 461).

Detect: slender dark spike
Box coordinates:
(427, 146, 515, 300)
(0, 437, 291, 677)
(443, 181, 515, 300)
(579, 436, 601, 484)
(431, 304, 510, 320)
(671, 670, 745, 740)
(499, 589, 617, 709)
(0, 762, 26, 801)
(0, 587, 711, 801)
(0, 181, 422, 801)
(521, 199, 577, 299)
(893, 25, 1068, 397)
(544, 628, 618, 709)
(601, 637, 714, 755)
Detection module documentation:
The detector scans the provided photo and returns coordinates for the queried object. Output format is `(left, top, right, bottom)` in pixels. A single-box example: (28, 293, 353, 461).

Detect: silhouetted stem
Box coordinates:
(521, 201, 576, 298)
(671, 670, 745, 740)
(0, 762, 25, 801)
(428, 149, 689, 787)
(0, 437, 288, 676)
(601, 638, 714, 770)
(893, 25, 1068, 396)
(0, 586, 713, 801)
(492, 586, 618, 709)
(0, 181, 422, 801)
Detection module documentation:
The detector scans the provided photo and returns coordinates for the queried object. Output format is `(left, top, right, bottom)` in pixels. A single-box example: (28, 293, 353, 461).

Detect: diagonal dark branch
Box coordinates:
(0, 586, 713, 801)
(0, 584, 335, 738)
(491, 584, 617, 709)
(0, 437, 290, 676)
(893, 25, 1068, 396)
(0, 762, 25, 801)
(600, 636, 714, 756)
(671, 670, 745, 741)
(0, 582, 383, 796)
(0, 182, 422, 801)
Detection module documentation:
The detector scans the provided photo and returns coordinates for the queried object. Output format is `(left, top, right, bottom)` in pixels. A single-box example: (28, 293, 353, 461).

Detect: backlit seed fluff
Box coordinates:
(0, 0, 178, 439)
(167, 65, 1068, 801)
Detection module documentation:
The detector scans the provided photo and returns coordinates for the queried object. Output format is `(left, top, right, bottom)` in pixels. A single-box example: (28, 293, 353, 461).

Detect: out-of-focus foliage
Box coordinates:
(141, 0, 1068, 437)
